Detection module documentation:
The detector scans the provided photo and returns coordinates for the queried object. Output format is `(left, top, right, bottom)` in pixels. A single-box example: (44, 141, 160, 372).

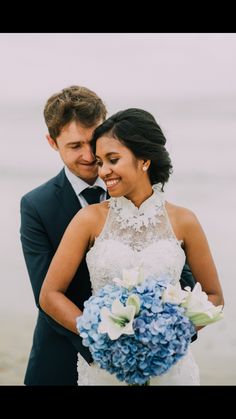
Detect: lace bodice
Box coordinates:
(86, 184, 186, 294)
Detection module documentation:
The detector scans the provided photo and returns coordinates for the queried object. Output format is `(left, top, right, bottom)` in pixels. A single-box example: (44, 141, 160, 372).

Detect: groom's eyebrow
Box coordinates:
(67, 141, 82, 146)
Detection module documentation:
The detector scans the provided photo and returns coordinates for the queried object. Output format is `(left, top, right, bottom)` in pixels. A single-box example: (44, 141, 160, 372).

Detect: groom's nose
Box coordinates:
(81, 144, 95, 162)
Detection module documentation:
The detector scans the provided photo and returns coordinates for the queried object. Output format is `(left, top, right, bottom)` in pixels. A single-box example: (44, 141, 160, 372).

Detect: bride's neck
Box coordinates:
(124, 184, 153, 208)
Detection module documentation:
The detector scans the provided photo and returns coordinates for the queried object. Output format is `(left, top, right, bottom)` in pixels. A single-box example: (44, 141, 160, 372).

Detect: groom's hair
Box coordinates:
(92, 108, 173, 190)
(44, 85, 107, 140)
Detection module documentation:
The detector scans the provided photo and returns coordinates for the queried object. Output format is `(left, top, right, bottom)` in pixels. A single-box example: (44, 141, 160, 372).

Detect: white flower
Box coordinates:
(162, 283, 188, 305)
(113, 267, 145, 290)
(181, 282, 224, 326)
(127, 294, 141, 315)
(98, 299, 136, 340)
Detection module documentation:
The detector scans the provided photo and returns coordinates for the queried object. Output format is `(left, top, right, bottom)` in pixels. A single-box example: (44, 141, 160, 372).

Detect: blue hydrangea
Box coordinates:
(77, 277, 195, 385)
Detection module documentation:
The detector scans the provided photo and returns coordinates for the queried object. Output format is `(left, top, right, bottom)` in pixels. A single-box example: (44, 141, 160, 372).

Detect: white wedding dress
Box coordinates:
(77, 184, 200, 385)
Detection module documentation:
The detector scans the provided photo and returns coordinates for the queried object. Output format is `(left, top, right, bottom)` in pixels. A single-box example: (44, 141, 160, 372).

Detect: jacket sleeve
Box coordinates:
(180, 263, 198, 343)
(20, 195, 85, 353)
(180, 263, 196, 291)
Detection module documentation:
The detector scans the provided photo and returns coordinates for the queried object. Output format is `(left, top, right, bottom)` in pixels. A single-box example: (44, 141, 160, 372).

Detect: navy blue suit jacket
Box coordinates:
(20, 169, 94, 385)
(20, 168, 196, 385)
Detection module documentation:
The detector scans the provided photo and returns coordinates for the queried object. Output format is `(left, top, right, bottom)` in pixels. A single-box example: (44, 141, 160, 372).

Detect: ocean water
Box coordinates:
(1, 96, 236, 384)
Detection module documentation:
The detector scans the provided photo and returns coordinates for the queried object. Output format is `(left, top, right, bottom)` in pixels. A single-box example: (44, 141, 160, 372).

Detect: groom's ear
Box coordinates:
(46, 134, 59, 151)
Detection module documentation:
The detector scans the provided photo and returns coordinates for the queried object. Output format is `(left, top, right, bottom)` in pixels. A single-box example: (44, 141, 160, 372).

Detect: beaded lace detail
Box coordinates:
(86, 184, 185, 294)
(109, 184, 164, 232)
(77, 183, 200, 385)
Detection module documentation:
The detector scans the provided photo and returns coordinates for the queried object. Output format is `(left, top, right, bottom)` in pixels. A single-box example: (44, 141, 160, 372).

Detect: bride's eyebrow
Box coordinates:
(95, 152, 120, 159)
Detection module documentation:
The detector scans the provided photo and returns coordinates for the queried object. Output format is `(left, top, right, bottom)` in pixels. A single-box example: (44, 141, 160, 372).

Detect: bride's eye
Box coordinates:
(110, 158, 119, 165)
(96, 160, 103, 167)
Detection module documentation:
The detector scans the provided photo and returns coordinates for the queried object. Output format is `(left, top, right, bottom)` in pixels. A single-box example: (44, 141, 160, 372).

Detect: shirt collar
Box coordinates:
(64, 166, 107, 196)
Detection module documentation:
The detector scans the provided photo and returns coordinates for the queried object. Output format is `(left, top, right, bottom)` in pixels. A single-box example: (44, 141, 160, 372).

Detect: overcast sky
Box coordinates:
(1, 33, 236, 108)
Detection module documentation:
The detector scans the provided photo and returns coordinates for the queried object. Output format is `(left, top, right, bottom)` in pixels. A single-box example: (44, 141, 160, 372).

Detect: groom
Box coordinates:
(20, 86, 107, 385)
(20, 85, 196, 386)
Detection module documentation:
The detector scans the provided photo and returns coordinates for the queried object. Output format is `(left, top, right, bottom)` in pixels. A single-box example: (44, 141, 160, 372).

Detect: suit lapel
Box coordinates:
(54, 169, 109, 218)
(54, 169, 81, 221)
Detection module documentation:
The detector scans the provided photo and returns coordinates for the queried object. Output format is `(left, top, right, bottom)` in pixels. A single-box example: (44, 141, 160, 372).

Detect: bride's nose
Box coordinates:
(98, 162, 112, 179)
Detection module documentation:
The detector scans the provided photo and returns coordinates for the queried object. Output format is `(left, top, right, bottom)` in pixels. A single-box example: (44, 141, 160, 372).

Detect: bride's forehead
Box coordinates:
(96, 135, 129, 153)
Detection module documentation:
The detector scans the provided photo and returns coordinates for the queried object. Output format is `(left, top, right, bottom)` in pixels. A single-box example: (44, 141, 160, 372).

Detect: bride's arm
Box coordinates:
(181, 208, 224, 308)
(39, 206, 96, 334)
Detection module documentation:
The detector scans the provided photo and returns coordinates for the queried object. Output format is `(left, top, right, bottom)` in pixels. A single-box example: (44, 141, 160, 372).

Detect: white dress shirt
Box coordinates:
(64, 166, 107, 208)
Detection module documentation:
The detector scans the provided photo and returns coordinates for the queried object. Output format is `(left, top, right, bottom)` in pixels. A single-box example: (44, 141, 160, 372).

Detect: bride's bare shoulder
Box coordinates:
(90, 200, 110, 216)
(73, 200, 109, 226)
(165, 201, 199, 227)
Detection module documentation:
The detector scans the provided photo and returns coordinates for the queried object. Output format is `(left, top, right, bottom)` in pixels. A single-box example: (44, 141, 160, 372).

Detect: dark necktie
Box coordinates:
(80, 187, 104, 205)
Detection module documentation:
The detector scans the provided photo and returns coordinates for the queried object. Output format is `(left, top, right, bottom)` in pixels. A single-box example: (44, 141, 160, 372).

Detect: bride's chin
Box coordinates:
(107, 183, 123, 196)
(108, 187, 124, 197)
(108, 191, 123, 197)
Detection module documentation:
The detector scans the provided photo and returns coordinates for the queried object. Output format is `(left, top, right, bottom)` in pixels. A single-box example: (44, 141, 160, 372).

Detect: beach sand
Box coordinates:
(1, 309, 235, 386)
(0, 313, 36, 385)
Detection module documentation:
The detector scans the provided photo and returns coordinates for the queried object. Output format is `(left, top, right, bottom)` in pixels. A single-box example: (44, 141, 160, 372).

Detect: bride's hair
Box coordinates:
(92, 108, 173, 190)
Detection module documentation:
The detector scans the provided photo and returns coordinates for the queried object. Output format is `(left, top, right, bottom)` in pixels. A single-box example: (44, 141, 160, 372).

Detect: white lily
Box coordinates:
(113, 267, 145, 290)
(162, 283, 188, 305)
(98, 299, 136, 340)
(181, 282, 224, 326)
(127, 294, 141, 315)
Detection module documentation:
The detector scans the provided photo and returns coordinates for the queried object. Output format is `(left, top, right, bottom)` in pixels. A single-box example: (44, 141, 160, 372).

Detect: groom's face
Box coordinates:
(46, 120, 101, 185)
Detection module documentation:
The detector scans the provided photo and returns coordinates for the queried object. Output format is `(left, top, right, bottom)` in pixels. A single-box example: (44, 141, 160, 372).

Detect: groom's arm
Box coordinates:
(180, 263, 196, 290)
(20, 195, 90, 355)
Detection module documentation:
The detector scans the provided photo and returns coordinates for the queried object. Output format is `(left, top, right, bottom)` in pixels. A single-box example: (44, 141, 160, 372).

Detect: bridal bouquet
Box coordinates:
(76, 268, 223, 385)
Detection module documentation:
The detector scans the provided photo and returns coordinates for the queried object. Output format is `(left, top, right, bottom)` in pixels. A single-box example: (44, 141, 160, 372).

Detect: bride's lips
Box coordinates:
(105, 178, 121, 190)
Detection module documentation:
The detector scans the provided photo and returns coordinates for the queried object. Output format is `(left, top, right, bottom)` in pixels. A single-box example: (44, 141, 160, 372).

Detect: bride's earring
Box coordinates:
(143, 166, 148, 171)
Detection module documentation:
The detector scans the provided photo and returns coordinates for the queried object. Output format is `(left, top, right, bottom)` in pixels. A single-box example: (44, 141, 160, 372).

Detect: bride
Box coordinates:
(40, 108, 224, 385)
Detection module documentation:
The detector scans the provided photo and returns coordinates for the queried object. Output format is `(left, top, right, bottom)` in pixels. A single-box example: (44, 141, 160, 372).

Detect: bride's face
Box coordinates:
(95, 135, 150, 198)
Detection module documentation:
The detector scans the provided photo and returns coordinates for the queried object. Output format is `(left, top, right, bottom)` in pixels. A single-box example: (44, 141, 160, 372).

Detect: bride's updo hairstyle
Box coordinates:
(92, 108, 173, 190)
